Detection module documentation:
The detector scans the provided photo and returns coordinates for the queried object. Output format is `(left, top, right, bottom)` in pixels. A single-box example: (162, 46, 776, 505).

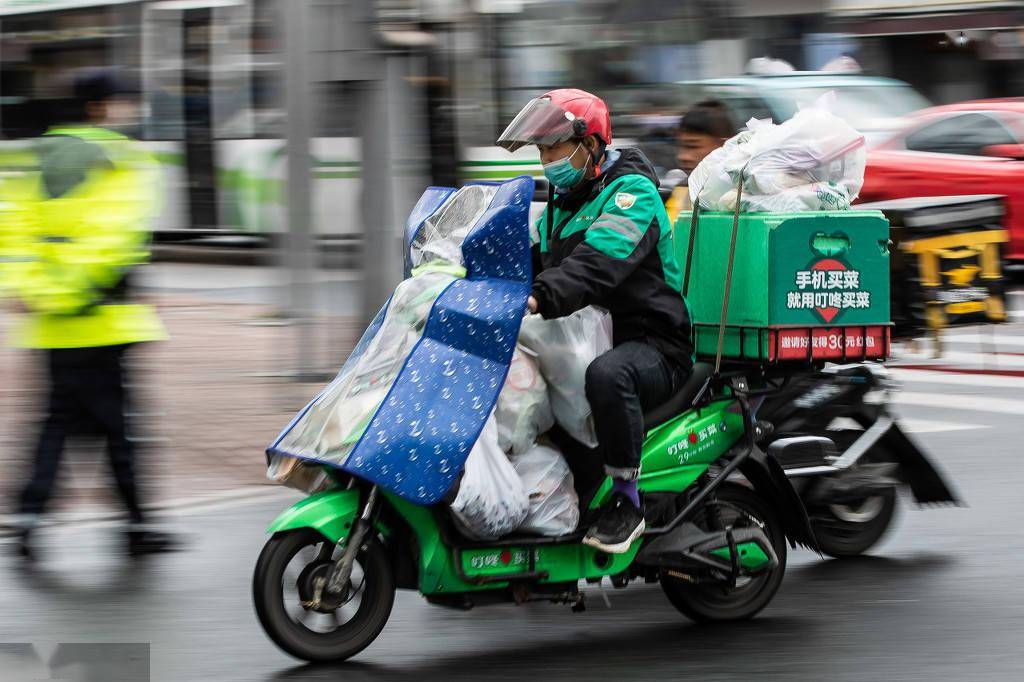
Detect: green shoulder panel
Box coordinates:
(581, 175, 661, 259)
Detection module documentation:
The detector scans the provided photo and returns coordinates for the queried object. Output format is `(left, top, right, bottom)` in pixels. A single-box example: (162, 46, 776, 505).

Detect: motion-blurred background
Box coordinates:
(2, 0, 1024, 524)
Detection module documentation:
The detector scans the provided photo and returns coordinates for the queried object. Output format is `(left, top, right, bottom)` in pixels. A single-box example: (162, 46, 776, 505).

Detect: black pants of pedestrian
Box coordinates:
(584, 340, 689, 481)
(18, 345, 144, 524)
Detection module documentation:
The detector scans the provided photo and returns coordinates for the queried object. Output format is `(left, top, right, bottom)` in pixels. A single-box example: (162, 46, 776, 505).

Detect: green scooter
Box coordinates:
(252, 366, 814, 662)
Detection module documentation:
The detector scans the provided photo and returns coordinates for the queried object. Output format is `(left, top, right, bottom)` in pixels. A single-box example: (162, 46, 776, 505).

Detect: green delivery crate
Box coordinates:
(674, 210, 892, 363)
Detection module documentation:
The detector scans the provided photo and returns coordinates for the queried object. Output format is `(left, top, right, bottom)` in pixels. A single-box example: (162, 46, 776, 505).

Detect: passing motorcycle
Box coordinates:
(252, 177, 815, 663)
(757, 363, 960, 558)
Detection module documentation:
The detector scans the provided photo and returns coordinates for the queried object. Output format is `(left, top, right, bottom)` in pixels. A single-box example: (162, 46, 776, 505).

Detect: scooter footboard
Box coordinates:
(266, 489, 361, 543)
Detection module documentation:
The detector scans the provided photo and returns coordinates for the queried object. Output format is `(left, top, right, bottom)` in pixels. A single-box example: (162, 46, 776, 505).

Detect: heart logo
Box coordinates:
(811, 258, 846, 323)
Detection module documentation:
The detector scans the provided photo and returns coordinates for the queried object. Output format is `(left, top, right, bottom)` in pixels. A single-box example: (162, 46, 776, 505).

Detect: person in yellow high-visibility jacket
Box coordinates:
(0, 69, 178, 559)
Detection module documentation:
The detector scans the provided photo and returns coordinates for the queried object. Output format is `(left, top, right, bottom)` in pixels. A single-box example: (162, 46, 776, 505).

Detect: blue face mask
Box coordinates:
(543, 143, 588, 191)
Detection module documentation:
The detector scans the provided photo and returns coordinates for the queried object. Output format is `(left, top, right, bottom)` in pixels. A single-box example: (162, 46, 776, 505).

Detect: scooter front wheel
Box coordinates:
(253, 529, 394, 662)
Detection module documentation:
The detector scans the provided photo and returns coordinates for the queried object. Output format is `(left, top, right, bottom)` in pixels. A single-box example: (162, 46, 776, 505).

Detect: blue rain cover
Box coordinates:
(271, 176, 534, 505)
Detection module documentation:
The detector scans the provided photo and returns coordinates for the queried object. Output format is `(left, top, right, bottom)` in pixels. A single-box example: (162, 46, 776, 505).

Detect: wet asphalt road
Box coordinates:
(3, 361, 1024, 681)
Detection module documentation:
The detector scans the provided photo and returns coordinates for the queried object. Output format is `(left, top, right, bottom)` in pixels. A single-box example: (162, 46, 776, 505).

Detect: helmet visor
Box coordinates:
(496, 97, 577, 152)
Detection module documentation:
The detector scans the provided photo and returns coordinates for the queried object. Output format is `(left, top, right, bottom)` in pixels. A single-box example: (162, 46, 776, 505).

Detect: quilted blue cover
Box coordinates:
(269, 176, 534, 504)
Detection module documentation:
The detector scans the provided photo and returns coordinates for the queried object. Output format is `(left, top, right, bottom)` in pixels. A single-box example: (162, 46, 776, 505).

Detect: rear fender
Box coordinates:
(879, 422, 961, 505)
(737, 447, 818, 551)
(266, 489, 361, 543)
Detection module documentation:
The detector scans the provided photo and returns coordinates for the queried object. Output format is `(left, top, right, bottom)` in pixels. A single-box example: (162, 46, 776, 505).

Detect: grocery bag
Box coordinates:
(494, 345, 555, 455)
(688, 92, 866, 213)
(450, 414, 529, 540)
(512, 442, 579, 537)
(518, 306, 613, 447)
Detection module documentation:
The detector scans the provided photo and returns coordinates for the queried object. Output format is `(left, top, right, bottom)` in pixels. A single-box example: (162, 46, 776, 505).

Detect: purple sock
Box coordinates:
(611, 479, 640, 508)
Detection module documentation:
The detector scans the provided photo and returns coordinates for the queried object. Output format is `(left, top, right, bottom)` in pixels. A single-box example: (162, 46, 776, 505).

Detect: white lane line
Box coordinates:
(899, 417, 988, 433)
(831, 416, 986, 433)
(896, 391, 1024, 416)
(938, 333, 1024, 347)
(0, 486, 298, 535)
(890, 350, 1024, 368)
(890, 368, 1024, 388)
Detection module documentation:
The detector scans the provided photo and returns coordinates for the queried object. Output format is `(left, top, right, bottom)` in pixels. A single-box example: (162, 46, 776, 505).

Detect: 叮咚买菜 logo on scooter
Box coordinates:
(666, 423, 720, 464)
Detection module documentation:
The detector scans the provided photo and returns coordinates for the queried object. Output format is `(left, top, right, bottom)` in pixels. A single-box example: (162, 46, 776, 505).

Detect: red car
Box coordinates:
(859, 99, 1024, 260)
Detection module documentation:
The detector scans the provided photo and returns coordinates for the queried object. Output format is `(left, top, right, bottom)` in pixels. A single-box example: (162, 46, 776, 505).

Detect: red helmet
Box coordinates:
(497, 88, 612, 152)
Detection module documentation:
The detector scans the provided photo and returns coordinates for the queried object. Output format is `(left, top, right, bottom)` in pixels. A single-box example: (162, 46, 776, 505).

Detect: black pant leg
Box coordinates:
(584, 340, 680, 480)
(18, 350, 77, 516)
(83, 346, 144, 524)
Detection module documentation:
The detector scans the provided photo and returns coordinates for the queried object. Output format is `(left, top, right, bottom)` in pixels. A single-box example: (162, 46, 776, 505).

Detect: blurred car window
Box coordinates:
(905, 112, 1016, 156)
(779, 85, 930, 130)
(701, 87, 775, 124)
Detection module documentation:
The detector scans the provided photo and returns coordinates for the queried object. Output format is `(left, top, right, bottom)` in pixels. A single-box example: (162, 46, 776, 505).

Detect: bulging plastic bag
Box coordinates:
(267, 454, 332, 494)
(688, 92, 866, 213)
(518, 306, 613, 447)
(450, 414, 529, 541)
(494, 345, 555, 455)
(511, 443, 579, 537)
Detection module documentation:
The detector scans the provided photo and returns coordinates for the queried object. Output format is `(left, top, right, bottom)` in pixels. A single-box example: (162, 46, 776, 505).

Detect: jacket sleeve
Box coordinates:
(531, 176, 663, 319)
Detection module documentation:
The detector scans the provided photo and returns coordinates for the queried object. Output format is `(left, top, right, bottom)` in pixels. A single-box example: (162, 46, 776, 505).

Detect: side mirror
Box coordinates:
(982, 143, 1024, 160)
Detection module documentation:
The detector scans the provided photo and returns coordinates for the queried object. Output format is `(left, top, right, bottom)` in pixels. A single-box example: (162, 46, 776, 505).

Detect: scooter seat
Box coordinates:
(643, 362, 714, 432)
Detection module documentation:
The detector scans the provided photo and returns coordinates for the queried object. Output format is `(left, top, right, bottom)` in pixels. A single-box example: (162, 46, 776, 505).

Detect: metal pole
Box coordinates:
(284, 0, 315, 377)
(359, 65, 397, 325)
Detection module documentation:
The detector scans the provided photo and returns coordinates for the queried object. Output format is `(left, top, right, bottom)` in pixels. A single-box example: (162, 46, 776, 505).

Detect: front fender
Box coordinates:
(267, 489, 360, 543)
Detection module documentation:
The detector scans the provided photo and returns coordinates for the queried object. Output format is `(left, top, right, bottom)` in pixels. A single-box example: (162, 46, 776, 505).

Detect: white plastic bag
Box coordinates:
(518, 306, 613, 447)
(688, 92, 865, 213)
(451, 414, 529, 541)
(494, 345, 555, 455)
(512, 443, 579, 537)
(266, 454, 332, 494)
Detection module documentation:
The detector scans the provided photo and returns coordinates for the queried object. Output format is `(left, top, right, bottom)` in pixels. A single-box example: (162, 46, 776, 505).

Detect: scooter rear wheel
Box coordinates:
(660, 485, 787, 623)
(810, 486, 897, 558)
(253, 529, 394, 662)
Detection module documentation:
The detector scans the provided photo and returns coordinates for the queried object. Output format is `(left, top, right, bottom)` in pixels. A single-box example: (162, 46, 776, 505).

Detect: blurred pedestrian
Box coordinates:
(665, 100, 736, 223)
(0, 68, 179, 559)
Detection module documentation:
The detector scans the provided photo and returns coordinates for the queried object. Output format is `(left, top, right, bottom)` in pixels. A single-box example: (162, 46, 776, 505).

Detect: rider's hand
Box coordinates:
(527, 296, 538, 314)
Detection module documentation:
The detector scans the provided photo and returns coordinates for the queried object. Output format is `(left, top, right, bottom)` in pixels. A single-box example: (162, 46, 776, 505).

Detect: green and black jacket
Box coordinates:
(531, 147, 693, 365)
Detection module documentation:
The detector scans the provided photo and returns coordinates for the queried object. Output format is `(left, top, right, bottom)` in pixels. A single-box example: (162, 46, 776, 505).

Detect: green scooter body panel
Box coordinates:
(589, 398, 744, 508)
(266, 489, 360, 542)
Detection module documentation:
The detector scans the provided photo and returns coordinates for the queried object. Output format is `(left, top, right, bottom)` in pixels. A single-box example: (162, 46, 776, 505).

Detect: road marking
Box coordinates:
(890, 368, 1024, 388)
(938, 333, 1024, 347)
(891, 350, 1024, 368)
(899, 418, 988, 433)
(896, 391, 1024, 416)
(829, 416, 985, 433)
(0, 486, 297, 536)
